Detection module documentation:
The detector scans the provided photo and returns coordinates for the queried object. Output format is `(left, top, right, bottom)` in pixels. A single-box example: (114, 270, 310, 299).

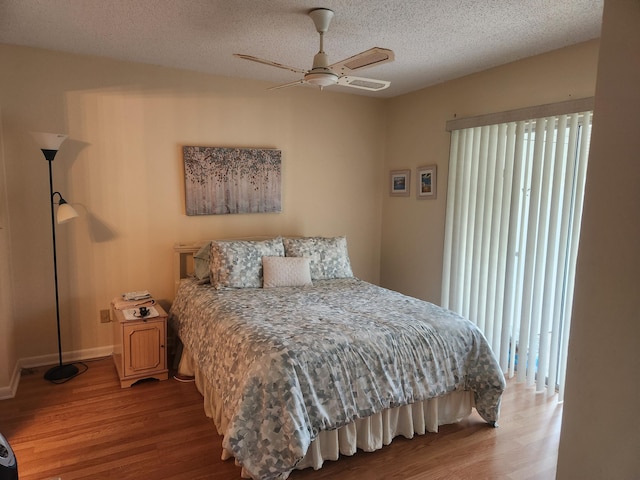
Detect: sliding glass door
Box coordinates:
(442, 111, 592, 399)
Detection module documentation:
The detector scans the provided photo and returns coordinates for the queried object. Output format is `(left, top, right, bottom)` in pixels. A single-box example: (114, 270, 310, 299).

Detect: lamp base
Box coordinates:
(44, 363, 80, 382)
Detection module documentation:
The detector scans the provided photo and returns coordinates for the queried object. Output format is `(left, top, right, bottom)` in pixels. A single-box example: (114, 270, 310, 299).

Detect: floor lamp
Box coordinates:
(31, 132, 85, 383)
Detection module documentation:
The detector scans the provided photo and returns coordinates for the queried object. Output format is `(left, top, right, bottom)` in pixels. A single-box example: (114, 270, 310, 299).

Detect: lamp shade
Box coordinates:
(57, 202, 79, 224)
(30, 132, 68, 151)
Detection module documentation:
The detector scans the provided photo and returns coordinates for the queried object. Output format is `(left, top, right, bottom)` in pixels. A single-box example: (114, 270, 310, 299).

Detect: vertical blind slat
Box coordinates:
(462, 130, 481, 319)
(484, 125, 502, 348)
(495, 122, 517, 363)
(502, 120, 526, 376)
(479, 126, 499, 340)
(538, 114, 568, 393)
(469, 128, 489, 327)
(558, 111, 592, 400)
(448, 130, 467, 310)
(548, 113, 579, 396)
(527, 117, 556, 389)
(512, 121, 532, 377)
(455, 130, 475, 312)
(441, 130, 459, 309)
(518, 118, 546, 384)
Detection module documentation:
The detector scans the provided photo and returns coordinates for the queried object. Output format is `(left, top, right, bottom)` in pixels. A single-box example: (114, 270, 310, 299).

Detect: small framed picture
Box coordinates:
(417, 165, 437, 199)
(390, 169, 411, 196)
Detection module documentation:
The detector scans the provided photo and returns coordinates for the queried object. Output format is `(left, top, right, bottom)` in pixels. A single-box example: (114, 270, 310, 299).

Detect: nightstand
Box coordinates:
(111, 303, 169, 388)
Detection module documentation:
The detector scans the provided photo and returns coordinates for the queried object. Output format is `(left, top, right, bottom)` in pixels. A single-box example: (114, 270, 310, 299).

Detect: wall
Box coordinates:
(0, 108, 17, 390)
(557, 0, 640, 477)
(0, 45, 386, 390)
(381, 40, 600, 303)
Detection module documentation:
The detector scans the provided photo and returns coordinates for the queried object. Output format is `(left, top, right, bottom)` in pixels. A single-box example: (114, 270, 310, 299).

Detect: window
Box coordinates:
(442, 108, 592, 399)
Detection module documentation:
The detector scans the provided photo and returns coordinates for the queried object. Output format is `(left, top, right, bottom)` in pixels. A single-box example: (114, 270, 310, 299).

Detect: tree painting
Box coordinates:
(183, 146, 282, 215)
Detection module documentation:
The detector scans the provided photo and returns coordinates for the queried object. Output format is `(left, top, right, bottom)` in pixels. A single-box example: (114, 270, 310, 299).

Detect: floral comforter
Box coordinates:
(169, 277, 505, 480)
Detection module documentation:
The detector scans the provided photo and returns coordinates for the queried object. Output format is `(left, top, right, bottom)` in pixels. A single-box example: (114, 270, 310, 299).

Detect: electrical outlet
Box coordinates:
(100, 309, 111, 323)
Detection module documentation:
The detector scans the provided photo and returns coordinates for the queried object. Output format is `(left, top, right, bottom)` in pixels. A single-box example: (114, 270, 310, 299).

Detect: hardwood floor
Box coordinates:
(0, 357, 562, 480)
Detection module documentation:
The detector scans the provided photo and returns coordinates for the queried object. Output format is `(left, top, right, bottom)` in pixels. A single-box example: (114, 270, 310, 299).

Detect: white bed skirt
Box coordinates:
(178, 350, 474, 478)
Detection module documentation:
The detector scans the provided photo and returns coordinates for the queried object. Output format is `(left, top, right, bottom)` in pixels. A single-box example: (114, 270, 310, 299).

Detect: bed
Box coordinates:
(168, 236, 505, 480)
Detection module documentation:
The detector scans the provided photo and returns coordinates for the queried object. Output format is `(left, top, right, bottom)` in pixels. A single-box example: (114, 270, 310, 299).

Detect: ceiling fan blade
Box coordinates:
(268, 79, 306, 91)
(336, 76, 390, 91)
(234, 54, 307, 75)
(329, 47, 394, 74)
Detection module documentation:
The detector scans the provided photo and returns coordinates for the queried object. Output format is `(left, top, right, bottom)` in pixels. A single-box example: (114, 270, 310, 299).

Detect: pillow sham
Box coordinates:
(210, 237, 284, 289)
(282, 236, 353, 280)
(262, 256, 313, 288)
(193, 242, 212, 281)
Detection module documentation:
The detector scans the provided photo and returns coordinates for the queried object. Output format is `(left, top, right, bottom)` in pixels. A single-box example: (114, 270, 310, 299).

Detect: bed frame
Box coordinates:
(173, 242, 204, 293)
(171, 241, 476, 478)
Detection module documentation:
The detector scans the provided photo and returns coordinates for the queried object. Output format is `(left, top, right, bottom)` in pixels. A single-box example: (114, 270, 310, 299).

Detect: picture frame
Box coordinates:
(183, 146, 282, 215)
(416, 164, 437, 199)
(389, 169, 411, 196)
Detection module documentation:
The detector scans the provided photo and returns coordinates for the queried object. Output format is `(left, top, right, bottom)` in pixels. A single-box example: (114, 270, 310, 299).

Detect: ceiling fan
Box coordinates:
(234, 8, 394, 92)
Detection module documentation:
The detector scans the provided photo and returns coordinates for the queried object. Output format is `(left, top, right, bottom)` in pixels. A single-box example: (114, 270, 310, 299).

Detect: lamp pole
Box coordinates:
(45, 155, 78, 380)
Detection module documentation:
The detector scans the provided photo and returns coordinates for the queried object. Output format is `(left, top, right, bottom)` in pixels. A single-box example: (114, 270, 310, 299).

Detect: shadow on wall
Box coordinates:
(85, 210, 117, 243)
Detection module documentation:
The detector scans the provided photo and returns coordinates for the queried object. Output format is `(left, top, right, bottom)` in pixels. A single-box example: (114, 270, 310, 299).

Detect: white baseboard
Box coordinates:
(0, 362, 21, 400)
(0, 346, 114, 400)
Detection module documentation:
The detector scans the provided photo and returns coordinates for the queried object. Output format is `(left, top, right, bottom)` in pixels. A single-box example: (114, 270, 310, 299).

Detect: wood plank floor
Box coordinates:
(0, 357, 562, 480)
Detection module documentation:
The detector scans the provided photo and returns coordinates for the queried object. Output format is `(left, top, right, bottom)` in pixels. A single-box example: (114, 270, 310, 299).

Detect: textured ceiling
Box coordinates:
(0, 0, 604, 98)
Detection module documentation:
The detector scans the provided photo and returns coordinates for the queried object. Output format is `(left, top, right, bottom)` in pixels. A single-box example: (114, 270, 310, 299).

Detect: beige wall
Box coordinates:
(557, 0, 640, 477)
(381, 40, 600, 303)
(0, 109, 16, 389)
(0, 45, 386, 388)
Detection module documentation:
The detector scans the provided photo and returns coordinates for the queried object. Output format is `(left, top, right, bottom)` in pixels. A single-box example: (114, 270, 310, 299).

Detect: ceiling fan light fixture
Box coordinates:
(305, 71, 338, 87)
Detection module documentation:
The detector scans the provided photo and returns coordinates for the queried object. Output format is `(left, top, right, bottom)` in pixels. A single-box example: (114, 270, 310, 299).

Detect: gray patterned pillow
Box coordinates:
(193, 242, 212, 281)
(210, 238, 284, 289)
(283, 236, 353, 280)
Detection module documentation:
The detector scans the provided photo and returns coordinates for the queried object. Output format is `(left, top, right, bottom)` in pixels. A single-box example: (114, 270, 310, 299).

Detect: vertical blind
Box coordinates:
(441, 110, 592, 399)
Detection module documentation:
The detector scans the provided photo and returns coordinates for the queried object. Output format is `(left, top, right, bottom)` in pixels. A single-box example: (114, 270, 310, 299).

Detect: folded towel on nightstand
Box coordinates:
(111, 296, 156, 310)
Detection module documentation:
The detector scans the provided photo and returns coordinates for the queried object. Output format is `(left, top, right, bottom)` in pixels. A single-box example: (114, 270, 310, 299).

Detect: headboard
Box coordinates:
(173, 242, 206, 294)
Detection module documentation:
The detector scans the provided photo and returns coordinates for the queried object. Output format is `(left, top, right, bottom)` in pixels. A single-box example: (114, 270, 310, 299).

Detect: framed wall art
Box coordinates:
(389, 169, 411, 196)
(183, 146, 281, 215)
(416, 164, 437, 199)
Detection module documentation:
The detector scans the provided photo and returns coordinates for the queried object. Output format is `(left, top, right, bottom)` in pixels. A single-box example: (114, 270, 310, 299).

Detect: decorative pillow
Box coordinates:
(210, 237, 284, 289)
(193, 242, 212, 281)
(282, 236, 353, 280)
(262, 256, 313, 288)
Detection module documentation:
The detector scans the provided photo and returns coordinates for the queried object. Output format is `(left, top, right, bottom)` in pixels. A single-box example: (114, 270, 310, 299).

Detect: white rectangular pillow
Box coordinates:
(262, 256, 313, 288)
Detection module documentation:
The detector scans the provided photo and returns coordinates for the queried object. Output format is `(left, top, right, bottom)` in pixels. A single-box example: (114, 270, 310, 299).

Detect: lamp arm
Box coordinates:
(51, 191, 66, 205)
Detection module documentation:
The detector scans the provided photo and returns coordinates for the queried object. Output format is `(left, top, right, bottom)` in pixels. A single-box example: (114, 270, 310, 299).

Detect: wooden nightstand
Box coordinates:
(111, 304, 169, 388)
